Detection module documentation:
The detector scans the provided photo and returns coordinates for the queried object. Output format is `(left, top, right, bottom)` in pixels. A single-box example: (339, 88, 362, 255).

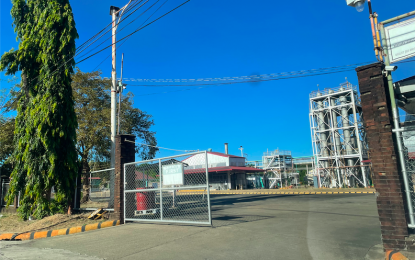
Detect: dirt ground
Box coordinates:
(0, 212, 107, 234)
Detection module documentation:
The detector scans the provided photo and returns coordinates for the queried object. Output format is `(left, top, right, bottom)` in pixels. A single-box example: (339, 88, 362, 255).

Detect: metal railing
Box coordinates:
(124, 151, 212, 225)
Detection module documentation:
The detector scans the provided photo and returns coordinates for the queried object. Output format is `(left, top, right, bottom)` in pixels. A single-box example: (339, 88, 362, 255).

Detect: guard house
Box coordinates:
(183, 150, 264, 190)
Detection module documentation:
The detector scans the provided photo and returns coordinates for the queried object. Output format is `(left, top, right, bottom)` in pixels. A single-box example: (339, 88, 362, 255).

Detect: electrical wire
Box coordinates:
(76, 0, 191, 65)
(132, 67, 361, 96)
(92, 0, 170, 71)
(75, 0, 150, 59)
(123, 61, 377, 86)
(2, 0, 187, 113)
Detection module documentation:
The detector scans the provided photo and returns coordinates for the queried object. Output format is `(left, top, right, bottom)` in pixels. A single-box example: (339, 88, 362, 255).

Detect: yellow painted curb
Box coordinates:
(0, 220, 120, 241)
(386, 250, 408, 260)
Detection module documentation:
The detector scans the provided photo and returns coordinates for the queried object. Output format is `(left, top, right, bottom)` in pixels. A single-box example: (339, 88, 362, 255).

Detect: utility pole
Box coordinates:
(118, 53, 124, 134)
(110, 6, 120, 168)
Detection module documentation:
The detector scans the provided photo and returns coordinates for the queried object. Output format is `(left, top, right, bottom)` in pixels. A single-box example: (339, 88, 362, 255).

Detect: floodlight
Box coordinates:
(346, 0, 366, 12)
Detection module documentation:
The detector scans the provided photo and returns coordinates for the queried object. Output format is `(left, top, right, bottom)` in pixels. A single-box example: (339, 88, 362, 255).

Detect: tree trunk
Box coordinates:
(80, 158, 91, 204)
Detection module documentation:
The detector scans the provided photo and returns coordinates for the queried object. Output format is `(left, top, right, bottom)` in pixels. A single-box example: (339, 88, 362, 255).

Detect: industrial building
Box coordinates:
(182, 144, 264, 190)
(309, 81, 369, 188)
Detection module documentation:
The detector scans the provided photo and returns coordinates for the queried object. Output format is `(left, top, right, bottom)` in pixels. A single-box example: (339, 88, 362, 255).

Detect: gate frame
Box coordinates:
(123, 150, 212, 225)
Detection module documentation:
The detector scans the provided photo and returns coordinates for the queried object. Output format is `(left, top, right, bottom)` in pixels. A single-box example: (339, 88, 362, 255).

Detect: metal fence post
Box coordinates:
(205, 151, 212, 225)
(89, 171, 92, 199)
(159, 159, 163, 221)
(124, 164, 126, 223)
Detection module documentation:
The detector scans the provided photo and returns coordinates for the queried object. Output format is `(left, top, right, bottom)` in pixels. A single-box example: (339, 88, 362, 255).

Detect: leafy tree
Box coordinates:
(0, 0, 79, 219)
(72, 69, 158, 202)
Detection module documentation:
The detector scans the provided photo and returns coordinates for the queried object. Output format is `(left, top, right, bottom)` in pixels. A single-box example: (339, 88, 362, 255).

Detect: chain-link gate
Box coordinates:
(124, 151, 212, 225)
(401, 115, 415, 215)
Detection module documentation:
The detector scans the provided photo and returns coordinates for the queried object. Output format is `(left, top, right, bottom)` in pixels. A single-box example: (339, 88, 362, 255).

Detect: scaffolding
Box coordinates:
(262, 149, 298, 188)
(309, 81, 369, 188)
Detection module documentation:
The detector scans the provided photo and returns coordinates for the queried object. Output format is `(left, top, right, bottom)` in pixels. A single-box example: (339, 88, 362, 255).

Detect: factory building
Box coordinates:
(182, 144, 264, 190)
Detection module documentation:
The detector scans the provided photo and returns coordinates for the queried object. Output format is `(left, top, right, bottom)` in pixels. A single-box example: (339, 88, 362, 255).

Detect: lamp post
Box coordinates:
(346, 0, 382, 61)
(109, 1, 134, 168)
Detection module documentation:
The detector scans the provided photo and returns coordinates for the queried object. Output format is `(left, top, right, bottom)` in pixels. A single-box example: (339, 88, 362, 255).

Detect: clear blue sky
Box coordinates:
(1, 0, 415, 161)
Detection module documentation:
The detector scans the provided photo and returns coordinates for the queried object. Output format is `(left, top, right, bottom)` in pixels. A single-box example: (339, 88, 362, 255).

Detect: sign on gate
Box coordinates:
(123, 151, 212, 225)
(384, 17, 415, 63)
(162, 164, 184, 186)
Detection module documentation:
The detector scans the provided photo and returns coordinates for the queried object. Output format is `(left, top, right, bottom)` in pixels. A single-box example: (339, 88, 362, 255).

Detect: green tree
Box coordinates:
(0, 0, 79, 219)
(72, 69, 158, 202)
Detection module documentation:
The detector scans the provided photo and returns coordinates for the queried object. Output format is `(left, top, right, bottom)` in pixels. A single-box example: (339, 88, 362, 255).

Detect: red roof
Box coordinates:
(207, 152, 245, 158)
(184, 166, 264, 174)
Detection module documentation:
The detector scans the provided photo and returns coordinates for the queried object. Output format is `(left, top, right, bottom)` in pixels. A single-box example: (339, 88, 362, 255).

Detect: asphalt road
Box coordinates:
(0, 193, 384, 260)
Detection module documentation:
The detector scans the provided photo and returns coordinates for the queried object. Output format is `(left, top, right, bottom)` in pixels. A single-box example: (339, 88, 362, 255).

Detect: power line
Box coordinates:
(3, 0, 187, 113)
(76, 0, 151, 60)
(92, 0, 170, 71)
(123, 61, 376, 86)
(76, 0, 191, 65)
(132, 67, 361, 96)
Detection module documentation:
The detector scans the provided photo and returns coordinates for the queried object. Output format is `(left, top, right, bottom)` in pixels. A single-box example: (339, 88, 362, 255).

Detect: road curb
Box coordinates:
(178, 191, 375, 195)
(0, 220, 120, 241)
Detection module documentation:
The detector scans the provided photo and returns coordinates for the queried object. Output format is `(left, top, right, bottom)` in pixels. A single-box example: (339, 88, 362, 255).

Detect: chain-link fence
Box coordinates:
(401, 115, 415, 214)
(124, 151, 211, 225)
(77, 168, 115, 210)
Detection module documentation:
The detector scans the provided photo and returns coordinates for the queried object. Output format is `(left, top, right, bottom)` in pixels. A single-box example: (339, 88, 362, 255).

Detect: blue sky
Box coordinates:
(1, 0, 415, 161)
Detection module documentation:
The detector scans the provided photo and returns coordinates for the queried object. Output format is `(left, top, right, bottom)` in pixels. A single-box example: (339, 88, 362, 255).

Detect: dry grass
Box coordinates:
(0, 212, 107, 234)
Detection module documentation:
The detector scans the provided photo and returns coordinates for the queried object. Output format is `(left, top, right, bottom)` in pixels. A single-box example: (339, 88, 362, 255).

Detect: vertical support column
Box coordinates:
(356, 62, 410, 251)
(159, 159, 163, 221)
(205, 151, 212, 225)
(113, 134, 135, 224)
(227, 171, 231, 190)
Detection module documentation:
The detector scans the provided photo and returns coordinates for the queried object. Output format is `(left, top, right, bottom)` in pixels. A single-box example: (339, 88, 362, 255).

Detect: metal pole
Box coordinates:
(205, 151, 212, 226)
(117, 53, 124, 135)
(123, 164, 126, 223)
(110, 6, 120, 168)
(380, 24, 415, 228)
(89, 171, 92, 200)
(159, 159, 163, 221)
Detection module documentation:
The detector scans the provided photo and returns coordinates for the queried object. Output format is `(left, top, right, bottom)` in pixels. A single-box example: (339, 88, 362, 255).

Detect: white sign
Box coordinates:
(385, 17, 415, 63)
(162, 164, 184, 186)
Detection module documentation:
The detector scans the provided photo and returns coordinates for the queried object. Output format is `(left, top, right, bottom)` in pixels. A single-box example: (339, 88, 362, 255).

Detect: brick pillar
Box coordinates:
(356, 62, 410, 251)
(113, 134, 135, 224)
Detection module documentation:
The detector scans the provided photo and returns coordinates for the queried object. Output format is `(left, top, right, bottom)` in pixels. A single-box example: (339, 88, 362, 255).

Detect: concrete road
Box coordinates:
(0, 194, 383, 260)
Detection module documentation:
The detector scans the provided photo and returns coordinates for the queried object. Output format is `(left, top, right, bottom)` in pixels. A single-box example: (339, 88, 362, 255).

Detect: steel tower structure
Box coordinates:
(309, 81, 369, 188)
(262, 149, 297, 188)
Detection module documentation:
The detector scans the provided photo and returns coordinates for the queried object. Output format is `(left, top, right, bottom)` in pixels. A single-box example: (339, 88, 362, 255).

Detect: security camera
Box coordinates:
(385, 66, 398, 72)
